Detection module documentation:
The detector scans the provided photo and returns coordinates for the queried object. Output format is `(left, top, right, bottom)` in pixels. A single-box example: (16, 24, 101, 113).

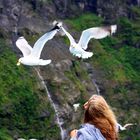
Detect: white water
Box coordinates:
(91, 78, 100, 95)
(34, 68, 66, 140)
(85, 63, 100, 95)
(14, 26, 18, 36)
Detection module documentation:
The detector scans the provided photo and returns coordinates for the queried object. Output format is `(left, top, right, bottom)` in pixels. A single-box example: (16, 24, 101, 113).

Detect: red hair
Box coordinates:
(84, 95, 118, 140)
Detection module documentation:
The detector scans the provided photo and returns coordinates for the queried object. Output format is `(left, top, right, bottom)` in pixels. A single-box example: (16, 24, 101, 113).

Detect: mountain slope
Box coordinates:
(0, 0, 140, 140)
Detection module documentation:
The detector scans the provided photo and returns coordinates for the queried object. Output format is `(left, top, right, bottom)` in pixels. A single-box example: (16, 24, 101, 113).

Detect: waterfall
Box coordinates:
(34, 68, 66, 140)
(85, 63, 100, 95)
(91, 78, 100, 95)
(14, 26, 18, 36)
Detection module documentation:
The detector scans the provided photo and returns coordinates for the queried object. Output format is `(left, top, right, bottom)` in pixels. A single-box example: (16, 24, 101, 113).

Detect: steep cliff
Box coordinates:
(1, 0, 139, 31)
(0, 0, 140, 140)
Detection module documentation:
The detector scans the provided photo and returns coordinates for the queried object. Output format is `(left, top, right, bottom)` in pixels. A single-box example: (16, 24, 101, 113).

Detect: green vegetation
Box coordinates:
(47, 60, 90, 105)
(65, 13, 103, 31)
(65, 12, 140, 139)
(0, 39, 60, 139)
(64, 63, 87, 94)
(0, 8, 140, 139)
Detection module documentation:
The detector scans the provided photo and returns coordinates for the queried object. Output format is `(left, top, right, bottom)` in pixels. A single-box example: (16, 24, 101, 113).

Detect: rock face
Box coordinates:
(0, 0, 139, 54)
(0, 0, 139, 139)
(0, 0, 139, 34)
(96, 0, 139, 22)
(39, 60, 98, 139)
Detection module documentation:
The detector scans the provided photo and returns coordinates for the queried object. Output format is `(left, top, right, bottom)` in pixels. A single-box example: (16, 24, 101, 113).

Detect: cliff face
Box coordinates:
(0, 0, 139, 33)
(0, 0, 140, 140)
(1, 0, 139, 52)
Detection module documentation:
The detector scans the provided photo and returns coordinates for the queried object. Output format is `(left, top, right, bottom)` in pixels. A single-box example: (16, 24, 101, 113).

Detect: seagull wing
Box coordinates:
(31, 29, 58, 58)
(61, 27, 76, 45)
(117, 123, 135, 131)
(123, 123, 134, 128)
(16, 37, 32, 56)
(117, 123, 126, 131)
(78, 25, 117, 50)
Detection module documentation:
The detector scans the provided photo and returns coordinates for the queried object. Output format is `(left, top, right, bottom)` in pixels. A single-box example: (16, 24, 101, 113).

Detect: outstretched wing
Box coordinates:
(123, 123, 134, 128)
(61, 26, 75, 45)
(117, 123, 126, 131)
(16, 37, 32, 56)
(117, 123, 134, 131)
(78, 25, 117, 50)
(31, 29, 59, 58)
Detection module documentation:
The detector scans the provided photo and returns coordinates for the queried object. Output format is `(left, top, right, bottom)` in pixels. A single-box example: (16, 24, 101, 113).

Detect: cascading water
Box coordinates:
(14, 26, 18, 36)
(85, 63, 100, 95)
(91, 78, 100, 95)
(34, 68, 66, 140)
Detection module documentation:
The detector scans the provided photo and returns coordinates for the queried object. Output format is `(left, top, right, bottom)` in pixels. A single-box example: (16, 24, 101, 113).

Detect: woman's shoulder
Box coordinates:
(77, 123, 106, 140)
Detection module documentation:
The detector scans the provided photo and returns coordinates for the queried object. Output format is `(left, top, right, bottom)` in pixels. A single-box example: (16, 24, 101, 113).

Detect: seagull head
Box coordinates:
(56, 22, 62, 28)
(54, 21, 66, 36)
(53, 20, 62, 27)
(50, 21, 64, 36)
(17, 58, 23, 66)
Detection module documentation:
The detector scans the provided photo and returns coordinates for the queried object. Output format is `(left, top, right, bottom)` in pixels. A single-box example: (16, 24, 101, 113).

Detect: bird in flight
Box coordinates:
(73, 103, 80, 112)
(16, 22, 62, 66)
(60, 25, 117, 59)
(117, 123, 135, 131)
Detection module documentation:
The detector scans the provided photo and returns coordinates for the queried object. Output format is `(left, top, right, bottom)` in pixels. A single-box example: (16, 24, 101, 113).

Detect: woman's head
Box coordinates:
(84, 94, 118, 140)
(83, 95, 109, 111)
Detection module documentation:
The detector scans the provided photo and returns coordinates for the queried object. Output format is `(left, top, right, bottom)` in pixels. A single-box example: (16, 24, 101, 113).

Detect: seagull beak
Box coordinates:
(17, 60, 21, 66)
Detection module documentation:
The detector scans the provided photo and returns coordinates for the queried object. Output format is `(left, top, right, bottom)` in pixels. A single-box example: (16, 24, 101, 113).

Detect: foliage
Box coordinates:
(0, 7, 140, 139)
(130, 6, 140, 20)
(65, 61, 85, 92)
(64, 60, 90, 104)
(65, 13, 103, 31)
(117, 17, 140, 46)
(0, 129, 13, 140)
(65, 12, 140, 139)
(0, 39, 60, 139)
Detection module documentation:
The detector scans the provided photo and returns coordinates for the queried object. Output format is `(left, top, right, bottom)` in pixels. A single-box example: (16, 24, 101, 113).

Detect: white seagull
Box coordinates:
(60, 25, 117, 59)
(117, 123, 135, 131)
(73, 103, 80, 112)
(16, 23, 62, 66)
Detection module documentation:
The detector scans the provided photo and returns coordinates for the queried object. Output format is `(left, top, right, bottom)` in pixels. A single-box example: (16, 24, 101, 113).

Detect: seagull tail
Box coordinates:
(111, 25, 117, 35)
(39, 59, 52, 66)
(82, 51, 93, 59)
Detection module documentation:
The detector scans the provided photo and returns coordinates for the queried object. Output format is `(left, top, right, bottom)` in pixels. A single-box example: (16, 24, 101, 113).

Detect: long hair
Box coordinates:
(84, 95, 118, 140)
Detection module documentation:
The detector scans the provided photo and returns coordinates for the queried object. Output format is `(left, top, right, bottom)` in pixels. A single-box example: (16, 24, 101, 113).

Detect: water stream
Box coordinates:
(14, 26, 18, 36)
(91, 78, 100, 95)
(85, 63, 100, 95)
(34, 68, 66, 140)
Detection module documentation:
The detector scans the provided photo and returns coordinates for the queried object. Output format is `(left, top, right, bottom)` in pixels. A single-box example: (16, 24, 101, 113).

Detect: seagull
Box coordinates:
(16, 22, 62, 66)
(73, 103, 80, 112)
(60, 25, 117, 59)
(117, 123, 135, 131)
